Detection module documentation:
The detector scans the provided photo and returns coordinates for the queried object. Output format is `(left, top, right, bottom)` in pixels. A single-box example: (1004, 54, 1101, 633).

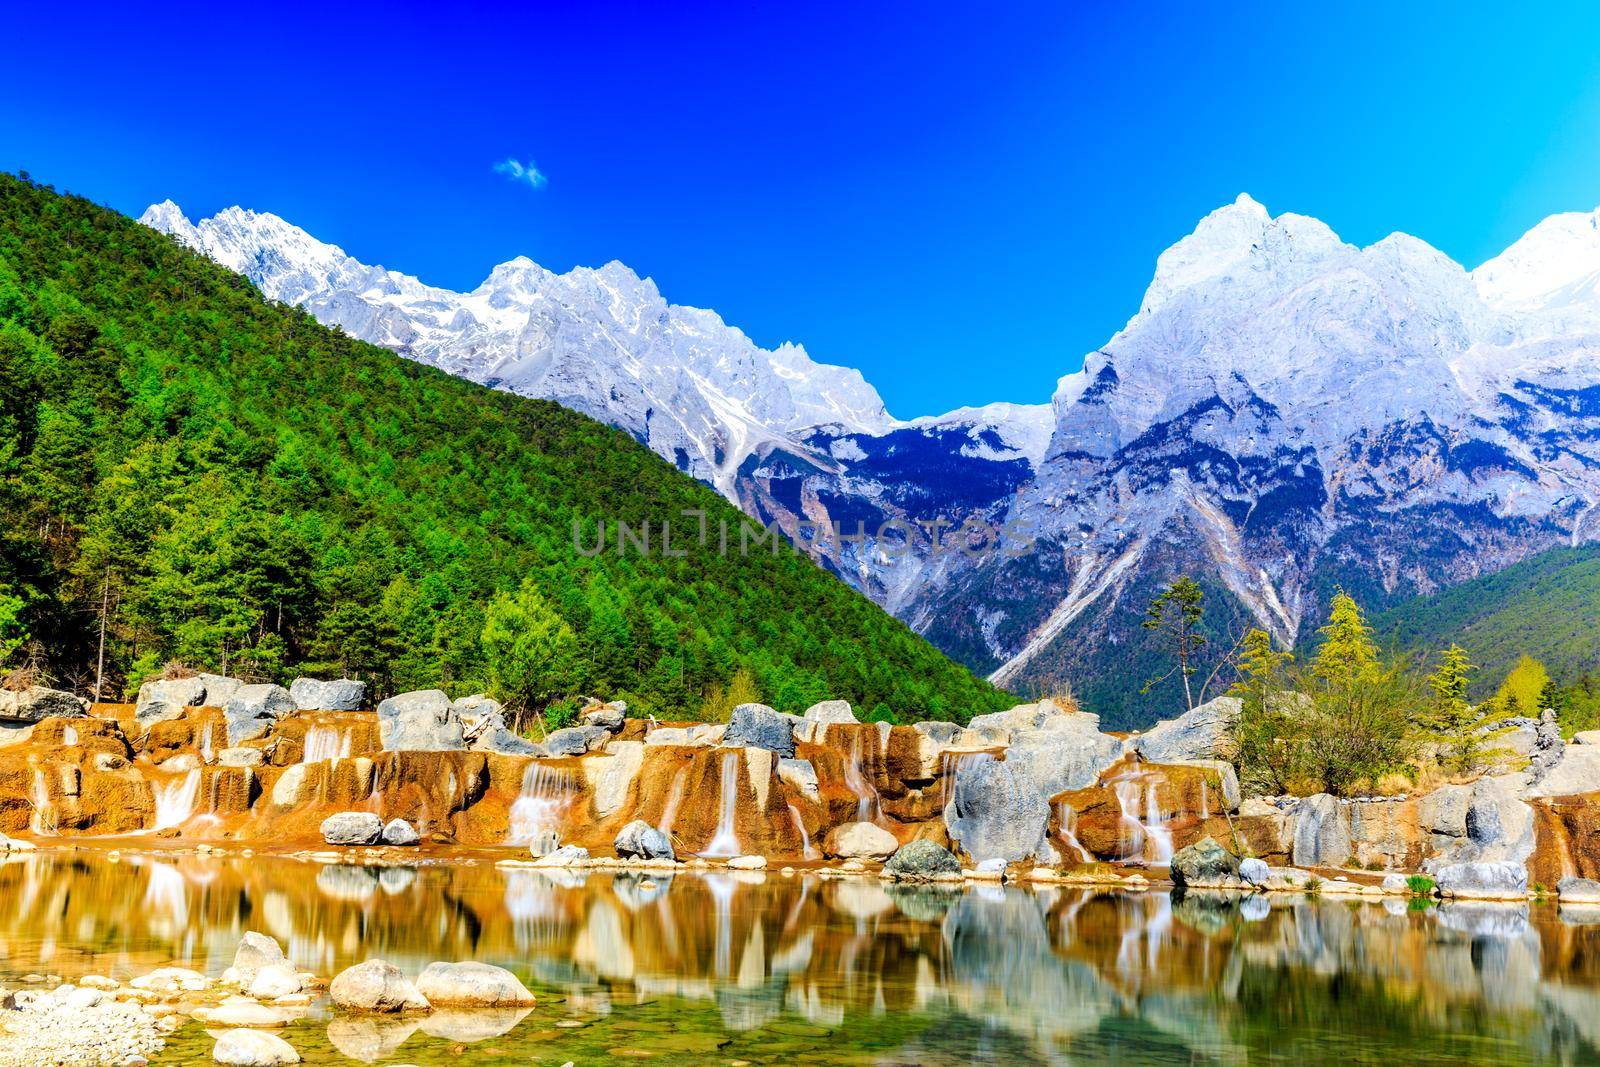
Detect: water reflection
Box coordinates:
(0, 851, 1598, 1065)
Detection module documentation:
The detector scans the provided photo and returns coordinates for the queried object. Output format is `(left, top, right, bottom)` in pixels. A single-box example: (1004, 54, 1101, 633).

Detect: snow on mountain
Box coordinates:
(940, 195, 1600, 713)
(139, 201, 906, 500)
(142, 194, 1600, 723)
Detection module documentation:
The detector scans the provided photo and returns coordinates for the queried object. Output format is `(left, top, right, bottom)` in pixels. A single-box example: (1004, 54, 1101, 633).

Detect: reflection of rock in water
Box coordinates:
(612, 872, 672, 909)
(941, 890, 1116, 1042)
(1240, 895, 1271, 922)
(885, 884, 962, 922)
(326, 1016, 419, 1063)
(1171, 889, 1243, 937)
(377, 866, 417, 895)
(316, 864, 379, 901)
(419, 1007, 532, 1042)
(827, 879, 895, 921)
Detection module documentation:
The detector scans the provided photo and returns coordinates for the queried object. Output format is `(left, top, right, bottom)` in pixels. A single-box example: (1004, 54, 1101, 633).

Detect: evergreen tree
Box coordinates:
(1419, 643, 1516, 774)
(481, 578, 578, 727)
(1229, 627, 1295, 792)
(1495, 655, 1550, 716)
(1313, 591, 1379, 687)
(1142, 576, 1207, 710)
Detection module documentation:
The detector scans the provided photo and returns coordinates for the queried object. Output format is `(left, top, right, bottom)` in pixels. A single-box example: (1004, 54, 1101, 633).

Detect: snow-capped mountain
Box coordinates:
(140, 200, 1052, 611)
(143, 194, 1600, 725)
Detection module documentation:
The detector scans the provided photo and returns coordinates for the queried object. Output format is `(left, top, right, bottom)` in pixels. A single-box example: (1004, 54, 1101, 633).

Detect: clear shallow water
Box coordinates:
(2, 849, 1599, 1065)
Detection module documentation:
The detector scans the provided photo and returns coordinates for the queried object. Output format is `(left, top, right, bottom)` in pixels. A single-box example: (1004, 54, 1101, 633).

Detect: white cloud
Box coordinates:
(493, 157, 548, 190)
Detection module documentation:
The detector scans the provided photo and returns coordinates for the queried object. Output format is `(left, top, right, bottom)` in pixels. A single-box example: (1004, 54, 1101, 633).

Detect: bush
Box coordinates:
(1406, 874, 1436, 897)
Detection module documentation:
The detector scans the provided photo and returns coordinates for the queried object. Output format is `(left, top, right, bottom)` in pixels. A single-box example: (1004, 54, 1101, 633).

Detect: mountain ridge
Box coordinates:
(141, 193, 1600, 726)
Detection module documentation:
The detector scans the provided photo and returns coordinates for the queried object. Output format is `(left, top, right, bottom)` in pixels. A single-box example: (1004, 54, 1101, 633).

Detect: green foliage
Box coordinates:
(1415, 644, 1515, 774)
(1372, 543, 1600, 698)
(1313, 591, 1379, 687)
(481, 578, 577, 713)
(0, 173, 1010, 719)
(1142, 575, 1207, 711)
(1494, 654, 1550, 716)
(699, 666, 761, 723)
(0, 583, 26, 665)
(1226, 598, 1419, 797)
(1228, 627, 1296, 794)
(540, 696, 581, 734)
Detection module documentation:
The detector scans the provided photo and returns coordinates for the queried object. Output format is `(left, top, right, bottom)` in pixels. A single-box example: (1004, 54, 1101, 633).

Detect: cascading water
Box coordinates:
(842, 732, 882, 824)
(152, 769, 203, 831)
(28, 769, 56, 835)
(62, 726, 78, 747)
(199, 720, 215, 764)
(301, 726, 352, 764)
(1057, 801, 1093, 863)
(787, 803, 818, 860)
(1199, 777, 1210, 821)
(658, 767, 689, 834)
(506, 764, 577, 845)
(1112, 771, 1172, 865)
(701, 751, 743, 857)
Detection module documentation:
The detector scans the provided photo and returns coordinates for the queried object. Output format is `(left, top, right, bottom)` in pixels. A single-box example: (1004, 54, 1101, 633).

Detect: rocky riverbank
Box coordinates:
(4, 676, 1600, 899)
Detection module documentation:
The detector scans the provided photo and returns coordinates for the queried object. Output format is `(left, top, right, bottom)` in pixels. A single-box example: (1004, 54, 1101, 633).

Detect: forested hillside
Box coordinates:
(1372, 544, 1600, 695)
(0, 173, 1009, 721)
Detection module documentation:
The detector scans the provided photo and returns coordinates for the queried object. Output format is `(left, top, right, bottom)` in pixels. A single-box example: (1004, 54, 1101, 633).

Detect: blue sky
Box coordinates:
(6, 2, 1600, 417)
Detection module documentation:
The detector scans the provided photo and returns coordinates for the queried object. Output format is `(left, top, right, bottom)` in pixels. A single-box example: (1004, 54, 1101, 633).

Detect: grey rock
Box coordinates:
(803, 700, 858, 724)
(329, 959, 430, 1013)
(232, 931, 287, 983)
(1239, 857, 1270, 886)
(0, 685, 87, 723)
(614, 819, 674, 861)
(223, 684, 296, 746)
(825, 821, 899, 860)
(533, 844, 591, 867)
(197, 673, 246, 708)
(943, 703, 1124, 862)
(1526, 745, 1600, 798)
(544, 724, 608, 756)
(778, 758, 820, 802)
(581, 701, 627, 732)
(1418, 783, 1471, 839)
(724, 703, 798, 757)
(912, 721, 963, 745)
(453, 697, 539, 756)
(1291, 794, 1351, 868)
(289, 676, 366, 711)
(134, 676, 206, 724)
(414, 961, 536, 1007)
(1132, 696, 1241, 763)
(1382, 872, 1410, 893)
(1436, 860, 1528, 899)
(883, 839, 961, 881)
(1171, 836, 1242, 888)
(382, 819, 420, 846)
(217, 746, 264, 767)
(974, 857, 1008, 875)
(212, 1029, 301, 1066)
(1558, 876, 1600, 904)
(321, 812, 384, 846)
(377, 690, 464, 752)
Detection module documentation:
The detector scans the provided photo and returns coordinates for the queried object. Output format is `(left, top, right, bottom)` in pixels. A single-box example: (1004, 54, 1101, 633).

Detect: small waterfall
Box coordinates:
(1057, 801, 1092, 863)
(28, 769, 56, 835)
(152, 769, 203, 831)
(1199, 777, 1210, 821)
(658, 767, 689, 833)
(1144, 781, 1173, 864)
(1112, 771, 1172, 865)
(701, 751, 743, 857)
(507, 763, 577, 845)
(62, 725, 78, 747)
(787, 803, 818, 860)
(842, 731, 882, 823)
(302, 725, 352, 763)
(199, 720, 215, 764)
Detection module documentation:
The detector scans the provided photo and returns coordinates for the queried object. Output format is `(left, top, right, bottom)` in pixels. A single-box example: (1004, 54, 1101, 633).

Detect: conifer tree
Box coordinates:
(1313, 591, 1378, 687)
(1142, 576, 1207, 710)
(1229, 627, 1295, 792)
(481, 579, 578, 728)
(1420, 643, 1515, 774)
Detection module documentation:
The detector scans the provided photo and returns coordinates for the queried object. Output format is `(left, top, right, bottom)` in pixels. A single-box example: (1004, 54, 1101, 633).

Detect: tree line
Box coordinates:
(1142, 576, 1582, 796)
